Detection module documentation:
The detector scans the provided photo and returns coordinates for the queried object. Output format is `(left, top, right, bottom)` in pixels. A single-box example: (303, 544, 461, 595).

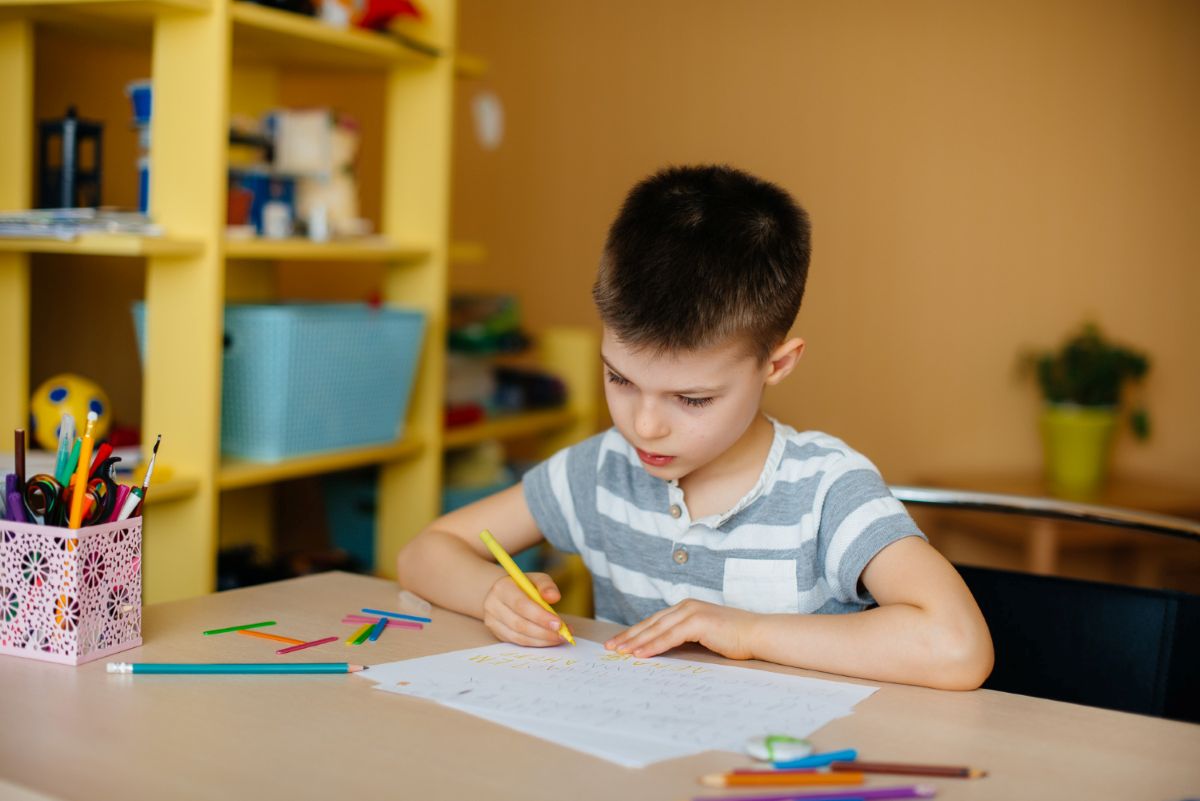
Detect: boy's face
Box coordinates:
(601, 328, 787, 482)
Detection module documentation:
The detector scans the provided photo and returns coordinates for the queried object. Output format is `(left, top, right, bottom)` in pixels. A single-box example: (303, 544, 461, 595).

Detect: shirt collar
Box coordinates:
(668, 416, 787, 528)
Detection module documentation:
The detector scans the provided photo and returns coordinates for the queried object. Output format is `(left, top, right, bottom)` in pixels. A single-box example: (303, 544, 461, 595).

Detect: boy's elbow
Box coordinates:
(394, 532, 429, 589)
(932, 621, 994, 691)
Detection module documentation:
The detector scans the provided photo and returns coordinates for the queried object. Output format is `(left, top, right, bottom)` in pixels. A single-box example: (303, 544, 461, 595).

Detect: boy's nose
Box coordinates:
(633, 400, 669, 441)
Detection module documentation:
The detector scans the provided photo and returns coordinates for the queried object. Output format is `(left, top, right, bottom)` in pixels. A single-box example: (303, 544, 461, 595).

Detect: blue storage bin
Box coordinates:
(223, 304, 425, 460)
(133, 302, 425, 461)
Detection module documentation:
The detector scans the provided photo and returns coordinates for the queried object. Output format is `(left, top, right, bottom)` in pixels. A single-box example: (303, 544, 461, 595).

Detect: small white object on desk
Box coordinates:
(745, 734, 813, 762)
(397, 589, 432, 615)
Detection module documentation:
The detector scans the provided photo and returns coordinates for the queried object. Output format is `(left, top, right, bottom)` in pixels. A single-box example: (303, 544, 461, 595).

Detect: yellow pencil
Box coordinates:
(68, 412, 98, 529)
(479, 529, 575, 645)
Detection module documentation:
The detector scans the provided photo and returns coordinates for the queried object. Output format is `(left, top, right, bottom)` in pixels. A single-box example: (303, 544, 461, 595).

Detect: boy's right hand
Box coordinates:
(482, 572, 567, 647)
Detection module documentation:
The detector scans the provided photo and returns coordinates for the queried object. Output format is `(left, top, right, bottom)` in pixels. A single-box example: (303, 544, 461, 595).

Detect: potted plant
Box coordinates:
(1024, 322, 1151, 498)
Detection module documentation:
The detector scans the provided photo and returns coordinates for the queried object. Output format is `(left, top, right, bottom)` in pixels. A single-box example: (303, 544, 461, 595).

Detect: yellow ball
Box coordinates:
(29, 373, 112, 449)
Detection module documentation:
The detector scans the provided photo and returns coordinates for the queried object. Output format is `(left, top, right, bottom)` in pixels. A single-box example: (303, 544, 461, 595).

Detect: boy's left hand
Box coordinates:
(604, 599, 759, 660)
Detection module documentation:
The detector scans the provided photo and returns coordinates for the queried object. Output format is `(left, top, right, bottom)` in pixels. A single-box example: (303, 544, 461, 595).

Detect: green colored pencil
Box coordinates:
(202, 620, 276, 636)
(106, 662, 367, 674)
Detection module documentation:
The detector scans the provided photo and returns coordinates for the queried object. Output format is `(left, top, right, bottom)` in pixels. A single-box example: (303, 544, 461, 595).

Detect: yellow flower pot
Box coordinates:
(1040, 405, 1118, 499)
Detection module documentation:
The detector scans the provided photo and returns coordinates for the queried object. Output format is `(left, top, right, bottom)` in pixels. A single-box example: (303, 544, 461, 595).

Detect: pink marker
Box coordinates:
(275, 636, 338, 655)
(107, 485, 132, 523)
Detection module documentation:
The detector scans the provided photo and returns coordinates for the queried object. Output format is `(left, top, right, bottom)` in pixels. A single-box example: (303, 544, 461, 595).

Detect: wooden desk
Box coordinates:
(912, 471, 1200, 591)
(1, 572, 1198, 801)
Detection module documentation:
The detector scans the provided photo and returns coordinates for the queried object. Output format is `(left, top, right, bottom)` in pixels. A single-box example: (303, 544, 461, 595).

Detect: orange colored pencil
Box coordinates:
(700, 772, 864, 788)
(831, 761, 987, 779)
(236, 629, 305, 646)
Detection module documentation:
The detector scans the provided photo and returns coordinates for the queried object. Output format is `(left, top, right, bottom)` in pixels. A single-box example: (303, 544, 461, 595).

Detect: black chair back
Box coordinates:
(956, 564, 1200, 723)
(891, 485, 1200, 723)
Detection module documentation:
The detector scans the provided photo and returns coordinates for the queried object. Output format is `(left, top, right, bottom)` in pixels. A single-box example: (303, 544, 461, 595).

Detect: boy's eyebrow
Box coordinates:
(601, 354, 721, 395)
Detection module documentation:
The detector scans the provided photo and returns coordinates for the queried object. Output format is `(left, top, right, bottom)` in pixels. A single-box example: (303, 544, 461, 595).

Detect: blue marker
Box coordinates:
(361, 607, 432, 624)
(774, 748, 858, 769)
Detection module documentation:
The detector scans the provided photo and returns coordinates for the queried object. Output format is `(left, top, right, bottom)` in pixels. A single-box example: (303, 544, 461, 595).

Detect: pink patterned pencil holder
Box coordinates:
(0, 517, 142, 665)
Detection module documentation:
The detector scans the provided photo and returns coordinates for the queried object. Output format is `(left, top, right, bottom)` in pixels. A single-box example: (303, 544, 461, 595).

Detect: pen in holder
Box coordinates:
(0, 516, 142, 665)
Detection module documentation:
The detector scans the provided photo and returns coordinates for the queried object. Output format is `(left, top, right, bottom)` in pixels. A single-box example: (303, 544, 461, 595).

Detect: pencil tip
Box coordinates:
(698, 775, 721, 788)
(970, 769, 988, 778)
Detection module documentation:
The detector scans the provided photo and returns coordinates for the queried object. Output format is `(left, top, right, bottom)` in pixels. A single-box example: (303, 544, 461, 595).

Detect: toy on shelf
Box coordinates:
(29, 374, 111, 451)
(37, 106, 103, 210)
(125, 79, 152, 213)
(227, 110, 368, 240)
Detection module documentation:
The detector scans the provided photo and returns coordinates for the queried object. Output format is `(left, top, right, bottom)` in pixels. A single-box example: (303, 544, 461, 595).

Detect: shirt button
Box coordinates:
(673, 547, 688, 565)
(669, 504, 682, 519)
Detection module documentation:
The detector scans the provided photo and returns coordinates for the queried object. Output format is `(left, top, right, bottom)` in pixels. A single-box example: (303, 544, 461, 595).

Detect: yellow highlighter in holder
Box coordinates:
(479, 529, 575, 645)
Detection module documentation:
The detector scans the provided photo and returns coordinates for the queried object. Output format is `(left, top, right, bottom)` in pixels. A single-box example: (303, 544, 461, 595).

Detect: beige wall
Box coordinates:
(450, 0, 1200, 486)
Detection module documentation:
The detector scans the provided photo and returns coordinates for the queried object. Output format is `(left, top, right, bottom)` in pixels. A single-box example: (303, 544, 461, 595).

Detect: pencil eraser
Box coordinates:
(745, 734, 813, 762)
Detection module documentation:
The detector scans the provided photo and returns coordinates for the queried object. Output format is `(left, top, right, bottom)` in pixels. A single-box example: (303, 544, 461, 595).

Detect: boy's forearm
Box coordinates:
(747, 604, 993, 691)
(395, 530, 506, 620)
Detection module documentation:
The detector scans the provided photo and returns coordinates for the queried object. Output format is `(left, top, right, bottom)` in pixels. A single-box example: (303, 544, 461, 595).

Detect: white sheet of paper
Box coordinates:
(360, 639, 876, 761)
(374, 681, 705, 767)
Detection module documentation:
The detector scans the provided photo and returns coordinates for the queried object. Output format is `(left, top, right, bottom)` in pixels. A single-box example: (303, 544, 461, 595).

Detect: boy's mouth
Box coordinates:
(636, 448, 675, 467)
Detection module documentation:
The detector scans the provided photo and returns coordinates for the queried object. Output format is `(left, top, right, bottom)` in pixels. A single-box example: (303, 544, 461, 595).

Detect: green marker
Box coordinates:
(202, 620, 276, 636)
(56, 440, 81, 486)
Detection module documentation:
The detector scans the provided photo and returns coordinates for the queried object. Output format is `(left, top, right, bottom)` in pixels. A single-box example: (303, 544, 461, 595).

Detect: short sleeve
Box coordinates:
(815, 453, 925, 605)
(521, 431, 607, 556)
(522, 449, 579, 555)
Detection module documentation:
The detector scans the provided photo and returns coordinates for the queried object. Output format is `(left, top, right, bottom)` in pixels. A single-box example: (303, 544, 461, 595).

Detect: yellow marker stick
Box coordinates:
(68, 412, 98, 529)
(346, 623, 372, 645)
(479, 529, 574, 645)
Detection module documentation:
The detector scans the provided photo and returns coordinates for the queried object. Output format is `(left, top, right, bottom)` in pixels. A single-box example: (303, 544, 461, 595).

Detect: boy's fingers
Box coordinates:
(491, 604, 561, 645)
(488, 616, 559, 648)
(606, 605, 674, 650)
(504, 582, 563, 632)
(503, 590, 565, 640)
(618, 607, 686, 654)
(529, 573, 562, 603)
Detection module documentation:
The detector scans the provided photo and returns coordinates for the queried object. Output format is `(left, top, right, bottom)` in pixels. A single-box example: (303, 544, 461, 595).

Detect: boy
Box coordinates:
(397, 165, 993, 691)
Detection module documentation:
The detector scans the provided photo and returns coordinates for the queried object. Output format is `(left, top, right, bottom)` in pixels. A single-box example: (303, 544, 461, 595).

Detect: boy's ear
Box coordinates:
(763, 337, 805, 386)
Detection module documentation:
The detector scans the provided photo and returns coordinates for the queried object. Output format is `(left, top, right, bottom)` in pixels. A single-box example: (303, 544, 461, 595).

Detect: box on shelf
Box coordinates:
(0, 517, 143, 666)
(133, 302, 426, 461)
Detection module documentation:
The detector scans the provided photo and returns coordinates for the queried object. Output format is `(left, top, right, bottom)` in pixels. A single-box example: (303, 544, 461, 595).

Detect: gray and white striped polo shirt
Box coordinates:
(523, 419, 924, 626)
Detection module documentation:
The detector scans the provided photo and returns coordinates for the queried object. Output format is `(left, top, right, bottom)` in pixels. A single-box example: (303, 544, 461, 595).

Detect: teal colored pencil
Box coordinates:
(107, 662, 367, 674)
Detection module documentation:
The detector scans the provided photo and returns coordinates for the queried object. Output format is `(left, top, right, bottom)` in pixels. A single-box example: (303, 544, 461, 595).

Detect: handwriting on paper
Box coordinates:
(374, 639, 876, 751)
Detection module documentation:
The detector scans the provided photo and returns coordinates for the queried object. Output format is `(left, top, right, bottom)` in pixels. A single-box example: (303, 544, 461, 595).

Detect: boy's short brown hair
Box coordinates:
(593, 164, 811, 363)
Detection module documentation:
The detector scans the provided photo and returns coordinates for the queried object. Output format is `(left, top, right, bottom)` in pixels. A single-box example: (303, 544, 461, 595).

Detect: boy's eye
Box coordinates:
(679, 396, 713, 408)
(606, 370, 631, 386)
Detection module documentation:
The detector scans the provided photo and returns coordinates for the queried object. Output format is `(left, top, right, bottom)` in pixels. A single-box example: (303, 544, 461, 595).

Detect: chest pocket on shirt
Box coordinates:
(722, 558, 799, 614)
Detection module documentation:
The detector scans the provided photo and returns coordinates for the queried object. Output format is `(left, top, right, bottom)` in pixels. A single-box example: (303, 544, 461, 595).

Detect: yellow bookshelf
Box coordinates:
(225, 236, 428, 263)
(0, 0, 456, 603)
(443, 408, 577, 450)
(142, 474, 201, 504)
(231, 1, 430, 69)
(0, 235, 203, 257)
(218, 437, 423, 491)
